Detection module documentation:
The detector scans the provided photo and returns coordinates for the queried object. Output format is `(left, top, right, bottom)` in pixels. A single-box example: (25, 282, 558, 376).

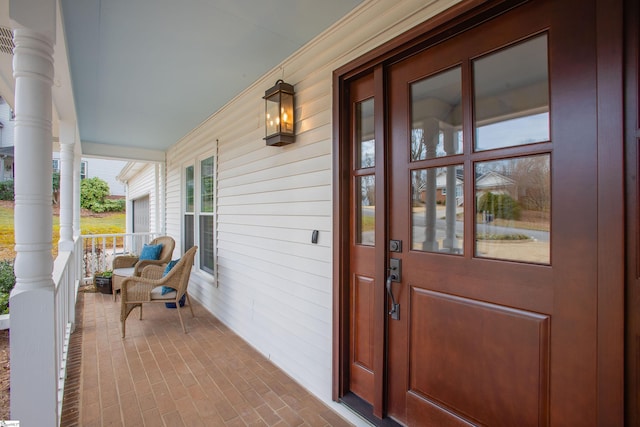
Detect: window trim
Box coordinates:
(183, 164, 195, 258)
(182, 152, 216, 279)
(80, 161, 88, 179)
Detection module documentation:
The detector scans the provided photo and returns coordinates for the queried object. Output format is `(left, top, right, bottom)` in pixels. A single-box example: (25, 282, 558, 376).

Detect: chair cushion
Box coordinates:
(161, 259, 180, 295)
(162, 259, 179, 277)
(113, 267, 135, 277)
(150, 286, 177, 300)
(139, 243, 163, 260)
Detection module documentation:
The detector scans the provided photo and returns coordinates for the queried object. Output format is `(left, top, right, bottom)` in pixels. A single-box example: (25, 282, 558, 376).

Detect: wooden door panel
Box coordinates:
(407, 395, 476, 427)
(407, 289, 549, 426)
(405, 255, 555, 315)
(349, 274, 375, 402)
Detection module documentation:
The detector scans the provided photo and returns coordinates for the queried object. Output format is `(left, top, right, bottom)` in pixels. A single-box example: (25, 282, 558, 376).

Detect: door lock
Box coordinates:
(389, 239, 403, 253)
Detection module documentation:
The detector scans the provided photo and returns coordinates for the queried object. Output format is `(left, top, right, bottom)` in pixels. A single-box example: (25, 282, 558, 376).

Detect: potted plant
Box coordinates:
(93, 270, 113, 294)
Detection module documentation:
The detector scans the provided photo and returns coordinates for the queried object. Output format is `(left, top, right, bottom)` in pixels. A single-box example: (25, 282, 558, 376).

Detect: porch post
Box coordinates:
(58, 121, 75, 252)
(9, 0, 58, 424)
(442, 126, 459, 252)
(72, 148, 81, 237)
(422, 118, 439, 252)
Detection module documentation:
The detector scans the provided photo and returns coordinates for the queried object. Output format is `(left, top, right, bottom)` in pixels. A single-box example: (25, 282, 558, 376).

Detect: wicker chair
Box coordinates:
(120, 246, 198, 338)
(112, 236, 176, 301)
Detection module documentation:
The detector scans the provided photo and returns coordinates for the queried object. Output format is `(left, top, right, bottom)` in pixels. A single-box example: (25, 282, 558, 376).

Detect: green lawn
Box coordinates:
(81, 213, 126, 235)
(0, 204, 125, 260)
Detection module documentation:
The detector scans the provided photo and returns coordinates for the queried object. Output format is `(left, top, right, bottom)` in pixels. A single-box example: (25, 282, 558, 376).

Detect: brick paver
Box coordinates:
(61, 291, 354, 427)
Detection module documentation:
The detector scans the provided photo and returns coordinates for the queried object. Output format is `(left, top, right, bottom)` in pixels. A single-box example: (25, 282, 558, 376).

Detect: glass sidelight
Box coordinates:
(357, 98, 375, 168)
(357, 175, 376, 246)
(355, 96, 376, 247)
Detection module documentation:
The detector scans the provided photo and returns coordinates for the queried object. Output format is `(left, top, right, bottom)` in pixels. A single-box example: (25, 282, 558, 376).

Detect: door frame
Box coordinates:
(332, 0, 624, 424)
(625, 0, 640, 424)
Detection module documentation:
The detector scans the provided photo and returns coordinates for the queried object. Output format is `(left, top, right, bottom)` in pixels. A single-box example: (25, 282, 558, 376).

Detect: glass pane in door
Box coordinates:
(356, 98, 375, 168)
(474, 35, 549, 151)
(475, 155, 550, 264)
(411, 67, 463, 160)
(357, 175, 375, 245)
(412, 165, 464, 253)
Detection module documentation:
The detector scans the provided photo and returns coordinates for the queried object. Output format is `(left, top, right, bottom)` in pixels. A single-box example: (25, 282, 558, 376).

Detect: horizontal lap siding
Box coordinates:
(165, 164, 180, 248)
(165, 0, 461, 404)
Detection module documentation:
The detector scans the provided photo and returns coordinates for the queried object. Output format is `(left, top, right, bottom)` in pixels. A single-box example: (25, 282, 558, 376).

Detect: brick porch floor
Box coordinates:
(60, 290, 355, 427)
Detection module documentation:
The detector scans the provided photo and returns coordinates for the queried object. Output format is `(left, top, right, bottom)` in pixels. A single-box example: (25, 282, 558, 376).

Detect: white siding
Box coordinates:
(165, 0, 461, 412)
(53, 155, 128, 196)
(0, 99, 15, 181)
(0, 98, 14, 149)
(84, 158, 128, 196)
(125, 163, 171, 250)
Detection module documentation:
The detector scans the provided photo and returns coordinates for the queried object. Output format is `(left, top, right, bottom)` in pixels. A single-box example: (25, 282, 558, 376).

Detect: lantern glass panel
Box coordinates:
(280, 92, 294, 135)
(265, 95, 280, 138)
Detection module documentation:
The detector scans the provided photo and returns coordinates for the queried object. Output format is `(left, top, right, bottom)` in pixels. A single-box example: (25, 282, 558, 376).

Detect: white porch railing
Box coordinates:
(51, 237, 81, 425)
(81, 232, 160, 281)
(11, 233, 160, 426)
(44, 233, 159, 425)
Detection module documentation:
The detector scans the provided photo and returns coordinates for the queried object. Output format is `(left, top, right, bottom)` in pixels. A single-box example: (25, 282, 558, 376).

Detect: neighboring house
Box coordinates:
(417, 169, 514, 206)
(0, 96, 13, 181)
(474, 170, 517, 199)
(1, 98, 126, 196)
(116, 162, 162, 235)
(3, 0, 636, 426)
(52, 155, 126, 197)
(417, 168, 465, 205)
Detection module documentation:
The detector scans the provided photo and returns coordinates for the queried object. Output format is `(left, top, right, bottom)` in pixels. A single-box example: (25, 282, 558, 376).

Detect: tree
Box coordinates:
(508, 155, 550, 212)
(477, 192, 521, 220)
(80, 177, 124, 213)
(52, 171, 60, 204)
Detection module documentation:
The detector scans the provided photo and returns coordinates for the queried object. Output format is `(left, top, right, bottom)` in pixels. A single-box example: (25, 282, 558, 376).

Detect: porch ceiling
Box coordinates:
(0, 0, 363, 160)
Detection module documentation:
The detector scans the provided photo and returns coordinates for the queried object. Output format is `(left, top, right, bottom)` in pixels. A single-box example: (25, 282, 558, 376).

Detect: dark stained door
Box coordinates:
(340, 0, 624, 425)
(385, 1, 598, 425)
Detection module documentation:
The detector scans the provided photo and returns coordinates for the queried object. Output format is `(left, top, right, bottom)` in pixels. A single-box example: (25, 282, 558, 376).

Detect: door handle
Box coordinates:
(386, 258, 401, 320)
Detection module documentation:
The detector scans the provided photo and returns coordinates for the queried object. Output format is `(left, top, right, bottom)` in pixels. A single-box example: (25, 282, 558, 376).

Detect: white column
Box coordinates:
(72, 149, 81, 238)
(422, 118, 439, 252)
(58, 122, 75, 252)
(9, 26, 58, 427)
(155, 162, 163, 234)
(443, 126, 459, 252)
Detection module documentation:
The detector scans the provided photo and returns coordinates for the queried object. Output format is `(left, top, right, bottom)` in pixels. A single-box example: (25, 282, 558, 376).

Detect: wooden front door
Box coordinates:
(338, 0, 623, 425)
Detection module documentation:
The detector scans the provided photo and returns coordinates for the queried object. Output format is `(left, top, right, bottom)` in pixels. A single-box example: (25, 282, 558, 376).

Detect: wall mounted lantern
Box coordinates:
(264, 79, 295, 146)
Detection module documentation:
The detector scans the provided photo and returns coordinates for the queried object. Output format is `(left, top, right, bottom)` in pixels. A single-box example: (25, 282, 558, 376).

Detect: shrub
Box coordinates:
(0, 260, 15, 314)
(81, 177, 110, 211)
(0, 181, 13, 201)
(476, 233, 530, 241)
(0, 171, 64, 202)
(52, 171, 60, 204)
(477, 192, 521, 220)
(80, 177, 125, 213)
